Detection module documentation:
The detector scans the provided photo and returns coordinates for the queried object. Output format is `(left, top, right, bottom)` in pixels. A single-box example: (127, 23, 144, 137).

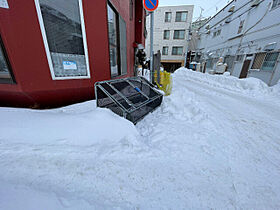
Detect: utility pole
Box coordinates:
(149, 11, 154, 83)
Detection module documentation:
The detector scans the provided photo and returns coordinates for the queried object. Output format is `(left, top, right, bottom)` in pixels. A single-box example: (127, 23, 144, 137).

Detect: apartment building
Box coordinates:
(194, 0, 280, 86)
(146, 5, 194, 72)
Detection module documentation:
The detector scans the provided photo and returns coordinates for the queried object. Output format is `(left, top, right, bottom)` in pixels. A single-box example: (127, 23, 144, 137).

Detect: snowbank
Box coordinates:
(176, 67, 275, 96)
(0, 101, 140, 150)
(1, 69, 280, 209)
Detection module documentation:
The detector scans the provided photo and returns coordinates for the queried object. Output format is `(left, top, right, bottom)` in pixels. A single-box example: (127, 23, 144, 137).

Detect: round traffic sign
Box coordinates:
(143, 0, 159, 12)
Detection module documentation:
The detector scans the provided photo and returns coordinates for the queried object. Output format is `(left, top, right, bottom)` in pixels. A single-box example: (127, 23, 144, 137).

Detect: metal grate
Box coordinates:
(261, 52, 279, 71)
(95, 77, 163, 124)
(251, 53, 266, 69)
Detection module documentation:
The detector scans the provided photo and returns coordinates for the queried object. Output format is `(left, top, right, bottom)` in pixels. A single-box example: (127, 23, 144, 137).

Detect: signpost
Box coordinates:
(143, 0, 158, 82)
(143, 0, 159, 11)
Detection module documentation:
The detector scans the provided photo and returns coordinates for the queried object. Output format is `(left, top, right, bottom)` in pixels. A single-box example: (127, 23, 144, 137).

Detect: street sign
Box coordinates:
(143, 0, 158, 12)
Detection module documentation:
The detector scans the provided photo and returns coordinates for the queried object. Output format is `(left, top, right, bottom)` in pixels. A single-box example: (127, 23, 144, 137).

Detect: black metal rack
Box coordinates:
(95, 77, 163, 124)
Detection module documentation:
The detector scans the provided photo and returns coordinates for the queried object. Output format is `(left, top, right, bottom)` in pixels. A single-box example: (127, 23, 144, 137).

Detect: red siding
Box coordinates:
(0, 0, 145, 108)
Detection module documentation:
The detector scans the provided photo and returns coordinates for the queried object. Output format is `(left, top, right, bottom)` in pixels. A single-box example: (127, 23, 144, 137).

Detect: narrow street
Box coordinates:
(1, 69, 280, 209)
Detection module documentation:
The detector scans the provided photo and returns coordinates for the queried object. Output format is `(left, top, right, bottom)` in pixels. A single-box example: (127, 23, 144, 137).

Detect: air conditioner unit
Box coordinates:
(206, 30, 210, 34)
(228, 5, 235, 12)
(251, 0, 262, 7)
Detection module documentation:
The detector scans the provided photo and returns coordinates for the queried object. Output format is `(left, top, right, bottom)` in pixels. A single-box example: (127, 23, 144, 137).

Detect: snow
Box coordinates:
(1, 68, 280, 209)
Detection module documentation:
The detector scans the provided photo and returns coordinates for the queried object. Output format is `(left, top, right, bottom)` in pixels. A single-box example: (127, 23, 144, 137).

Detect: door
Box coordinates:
(239, 60, 251, 78)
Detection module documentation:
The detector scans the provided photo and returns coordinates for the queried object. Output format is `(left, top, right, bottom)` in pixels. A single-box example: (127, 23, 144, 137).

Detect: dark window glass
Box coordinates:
(236, 55, 244, 62)
(107, 3, 127, 77)
(237, 20, 245, 34)
(108, 4, 119, 76)
(261, 52, 279, 71)
(162, 47, 168, 55)
(163, 30, 170, 40)
(129, 0, 133, 21)
(0, 37, 14, 83)
(175, 12, 188, 22)
(39, 0, 88, 78)
(172, 47, 183, 55)
(173, 30, 185, 39)
(272, 0, 280, 8)
(165, 12, 171, 22)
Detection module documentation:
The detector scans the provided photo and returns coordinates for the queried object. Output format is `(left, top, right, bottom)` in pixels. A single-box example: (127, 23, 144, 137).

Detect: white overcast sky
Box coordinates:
(159, 0, 231, 20)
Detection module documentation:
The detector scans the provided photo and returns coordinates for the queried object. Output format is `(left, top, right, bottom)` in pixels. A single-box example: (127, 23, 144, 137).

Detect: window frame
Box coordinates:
(162, 46, 169, 55)
(34, 0, 91, 80)
(107, 1, 127, 78)
(272, 0, 280, 9)
(129, 0, 133, 21)
(237, 20, 245, 34)
(163, 30, 170, 40)
(175, 11, 188, 22)
(260, 51, 280, 71)
(172, 46, 183, 56)
(165, 12, 172, 22)
(0, 34, 16, 84)
(173, 30, 185, 40)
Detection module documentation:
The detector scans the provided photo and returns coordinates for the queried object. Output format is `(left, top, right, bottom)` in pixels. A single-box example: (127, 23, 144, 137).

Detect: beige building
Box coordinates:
(146, 5, 194, 72)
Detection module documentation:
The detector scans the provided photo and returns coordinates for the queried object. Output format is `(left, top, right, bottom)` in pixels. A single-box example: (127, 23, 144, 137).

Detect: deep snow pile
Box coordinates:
(177, 67, 276, 96)
(1, 68, 280, 209)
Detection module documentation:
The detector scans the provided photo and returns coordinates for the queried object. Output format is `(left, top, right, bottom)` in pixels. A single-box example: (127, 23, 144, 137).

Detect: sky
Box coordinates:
(159, 0, 231, 21)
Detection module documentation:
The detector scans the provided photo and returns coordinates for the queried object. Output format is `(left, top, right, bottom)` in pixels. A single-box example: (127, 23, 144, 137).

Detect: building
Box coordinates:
(194, 0, 280, 86)
(145, 5, 194, 72)
(191, 17, 211, 32)
(0, 0, 146, 108)
(189, 17, 210, 53)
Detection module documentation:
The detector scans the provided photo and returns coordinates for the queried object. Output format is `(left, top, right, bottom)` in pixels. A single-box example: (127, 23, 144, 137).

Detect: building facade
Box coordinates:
(189, 18, 210, 52)
(0, 0, 146, 108)
(194, 0, 280, 86)
(146, 5, 194, 72)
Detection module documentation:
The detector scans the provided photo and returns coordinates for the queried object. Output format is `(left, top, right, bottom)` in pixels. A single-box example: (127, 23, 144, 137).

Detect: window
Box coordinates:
(206, 59, 213, 68)
(35, 0, 90, 79)
(172, 47, 183, 55)
(107, 3, 127, 77)
(238, 20, 245, 34)
(261, 52, 279, 71)
(272, 0, 280, 9)
(165, 12, 171, 22)
(213, 29, 221, 38)
(224, 56, 235, 71)
(236, 55, 244, 62)
(173, 30, 185, 39)
(251, 53, 266, 69)
(129, 0, 133, 21)
(175, 11, 188, 22)
(163, 30, 170, 40)
(162, 46, 168, 55)
(0, 36, 14, 83)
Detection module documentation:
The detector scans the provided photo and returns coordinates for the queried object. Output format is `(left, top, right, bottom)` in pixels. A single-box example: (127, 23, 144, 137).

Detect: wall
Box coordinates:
(145, 5, 194, 62)
(0, 0, 144, 107)
(195, 0, 280, 86)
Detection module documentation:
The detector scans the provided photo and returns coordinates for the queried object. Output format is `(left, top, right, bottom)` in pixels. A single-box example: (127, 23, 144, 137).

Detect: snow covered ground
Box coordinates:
(1, 68, 280, 209)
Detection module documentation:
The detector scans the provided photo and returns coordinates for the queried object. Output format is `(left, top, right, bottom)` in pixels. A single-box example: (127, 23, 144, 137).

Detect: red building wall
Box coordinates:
(0, 0, 145, 108)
